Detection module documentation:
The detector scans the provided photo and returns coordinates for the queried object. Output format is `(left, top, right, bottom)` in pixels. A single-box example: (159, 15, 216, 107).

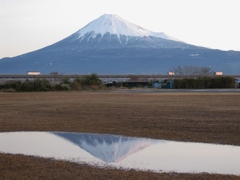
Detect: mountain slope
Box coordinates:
(0, 14, 239, 74)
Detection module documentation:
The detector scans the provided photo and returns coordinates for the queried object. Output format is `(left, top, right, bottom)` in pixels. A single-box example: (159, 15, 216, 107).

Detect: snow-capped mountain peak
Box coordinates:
(76, 14, 177, 41)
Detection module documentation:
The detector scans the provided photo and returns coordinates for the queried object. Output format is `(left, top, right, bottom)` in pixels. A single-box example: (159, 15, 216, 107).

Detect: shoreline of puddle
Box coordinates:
(1, 131, 240, 176)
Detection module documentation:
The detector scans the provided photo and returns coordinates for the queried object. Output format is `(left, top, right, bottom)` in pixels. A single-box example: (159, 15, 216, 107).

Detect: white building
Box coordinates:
(214, 72, 223, 75)
(27, 71, 41, 75)
(167, 72, 175, 75)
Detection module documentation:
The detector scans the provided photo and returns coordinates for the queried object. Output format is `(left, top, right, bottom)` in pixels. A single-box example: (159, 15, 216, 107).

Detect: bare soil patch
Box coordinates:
(1, 91, 240, 179)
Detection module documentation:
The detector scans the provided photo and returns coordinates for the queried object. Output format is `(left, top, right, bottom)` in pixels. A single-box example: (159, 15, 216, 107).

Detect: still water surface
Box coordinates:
(0, 132, 239, 175)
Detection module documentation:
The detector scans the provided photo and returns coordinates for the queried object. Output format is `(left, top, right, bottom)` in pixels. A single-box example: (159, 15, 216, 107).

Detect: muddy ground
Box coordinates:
(0, 91, 240, 179)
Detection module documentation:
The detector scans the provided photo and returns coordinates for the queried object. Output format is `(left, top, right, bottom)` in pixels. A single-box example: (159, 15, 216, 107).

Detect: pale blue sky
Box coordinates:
(0, 0, 239, 58)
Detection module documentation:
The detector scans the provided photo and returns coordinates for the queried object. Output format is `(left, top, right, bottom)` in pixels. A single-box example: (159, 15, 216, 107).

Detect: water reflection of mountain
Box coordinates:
(52, 132, 156, 163)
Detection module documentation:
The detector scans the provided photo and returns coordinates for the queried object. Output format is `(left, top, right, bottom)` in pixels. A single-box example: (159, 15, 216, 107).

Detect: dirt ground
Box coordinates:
(0, 91, 240, 179)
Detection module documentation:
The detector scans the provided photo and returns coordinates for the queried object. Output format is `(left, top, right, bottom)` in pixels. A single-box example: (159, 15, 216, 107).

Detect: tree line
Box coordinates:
(169, 66, 213, 75)
(169, 66, 236, 88)
(173, 76, 236, 89)
(0, 71, 237, 92)
(0, 73, 104, 92)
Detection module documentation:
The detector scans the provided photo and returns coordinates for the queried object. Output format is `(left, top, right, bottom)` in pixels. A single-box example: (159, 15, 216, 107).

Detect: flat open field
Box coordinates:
(1, 91, 240, 179)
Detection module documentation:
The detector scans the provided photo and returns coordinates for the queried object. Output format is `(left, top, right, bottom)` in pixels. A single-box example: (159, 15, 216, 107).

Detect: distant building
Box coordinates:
(27, 71, 40, 75)
(168, 72, 175, 75)
(163, 80, 174, 89)
(50, 72, 60, 75)
(214, 72, 223, 75)
(153, 81, 163, 88)
(236, 79, 240, 88)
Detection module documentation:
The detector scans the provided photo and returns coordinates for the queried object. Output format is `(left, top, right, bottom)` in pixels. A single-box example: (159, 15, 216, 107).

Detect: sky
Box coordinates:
(0, 0, 240, 59)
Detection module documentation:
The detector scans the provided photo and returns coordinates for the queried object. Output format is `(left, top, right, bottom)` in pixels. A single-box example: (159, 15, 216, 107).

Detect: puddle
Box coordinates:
(0, 132, 240, 175)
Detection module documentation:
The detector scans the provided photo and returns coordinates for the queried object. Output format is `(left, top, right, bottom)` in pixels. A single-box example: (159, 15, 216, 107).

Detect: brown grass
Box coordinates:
(0, 91, 240, 179)
(1, 153, 239, 180)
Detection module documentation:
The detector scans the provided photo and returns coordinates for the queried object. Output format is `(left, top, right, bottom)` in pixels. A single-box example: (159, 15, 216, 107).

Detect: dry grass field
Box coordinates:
(1, 91, 240, 179)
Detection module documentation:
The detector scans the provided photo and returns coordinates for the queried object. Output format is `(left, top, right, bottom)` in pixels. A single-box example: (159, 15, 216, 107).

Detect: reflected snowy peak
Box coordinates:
(52, 132, 156, 163)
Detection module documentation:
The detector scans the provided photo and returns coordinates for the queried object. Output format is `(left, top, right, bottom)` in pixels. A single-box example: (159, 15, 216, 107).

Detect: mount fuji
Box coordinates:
(0, 14, 240, 74)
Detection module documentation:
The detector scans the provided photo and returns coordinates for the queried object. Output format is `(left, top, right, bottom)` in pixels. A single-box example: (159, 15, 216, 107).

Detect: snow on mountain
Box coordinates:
(53, 132, 156, 163)
(76, 14, 178, 41)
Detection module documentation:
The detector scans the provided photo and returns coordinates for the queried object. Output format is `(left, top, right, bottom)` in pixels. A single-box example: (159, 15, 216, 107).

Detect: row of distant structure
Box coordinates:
(27, 71, 224, 76)
(167, 72, 223, 75)
(27, 71, 60, 75)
